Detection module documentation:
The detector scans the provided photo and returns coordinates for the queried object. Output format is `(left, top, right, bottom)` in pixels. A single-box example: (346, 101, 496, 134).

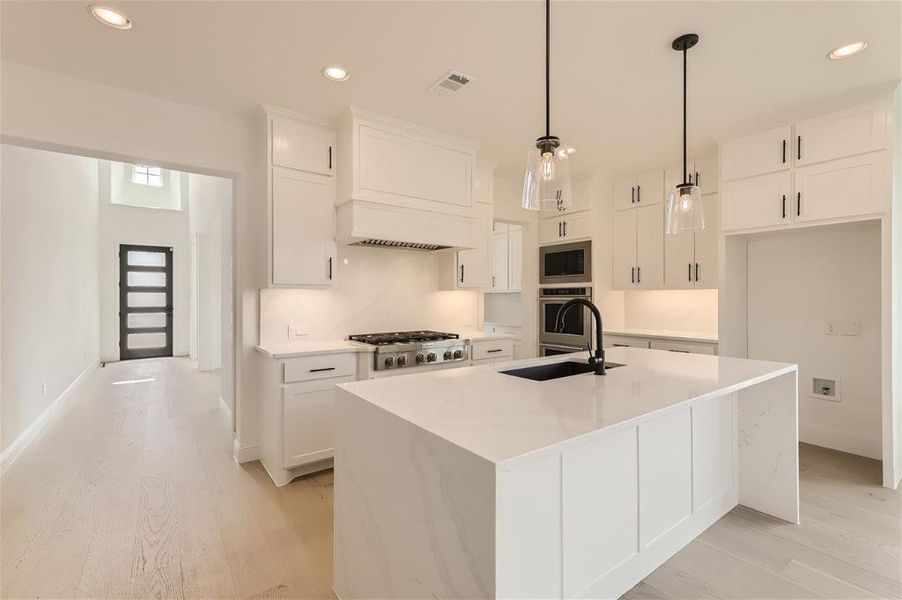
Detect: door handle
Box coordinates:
(328, 145, 333, 170)
(631, 267, 635, 284)
(459, 264, 464, 283)
(797, 192, 801, 217)
(637, 266, 641, 283)
(558, 222, 562, 237)
(631, 186, 635, 204)
(797, 135, 801, 161)
(688, 263, 692, 282)
(563, 221, 567, 237)
(695, 171, 699, 187)
(782, 194, 786, 219)
(636, 185, 641, 202)
(695, 262, 699, 282)
(782, 139, 786, 164)
(328, 256, 333, 280)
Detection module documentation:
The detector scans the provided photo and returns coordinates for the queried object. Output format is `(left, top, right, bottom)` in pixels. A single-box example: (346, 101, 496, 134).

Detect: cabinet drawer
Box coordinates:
(649, 339, 717, 355)
(471, 339, 514, 361)
(605, 335, 650, 349)
(282, 352, 356, 383)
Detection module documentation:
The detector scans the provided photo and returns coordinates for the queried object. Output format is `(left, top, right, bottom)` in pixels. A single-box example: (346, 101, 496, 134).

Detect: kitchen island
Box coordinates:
(333, 347, 799, 599)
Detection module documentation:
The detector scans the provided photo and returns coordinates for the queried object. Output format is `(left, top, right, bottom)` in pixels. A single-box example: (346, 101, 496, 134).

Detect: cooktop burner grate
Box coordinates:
(348, 330, 459, 346)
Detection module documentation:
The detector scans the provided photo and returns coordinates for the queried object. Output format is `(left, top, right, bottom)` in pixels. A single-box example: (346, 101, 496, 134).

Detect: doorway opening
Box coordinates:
(118, 244, 174, 360)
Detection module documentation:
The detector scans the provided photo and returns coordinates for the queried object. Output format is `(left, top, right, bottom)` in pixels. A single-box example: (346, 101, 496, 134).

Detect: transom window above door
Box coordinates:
(132, 164, 163, 187)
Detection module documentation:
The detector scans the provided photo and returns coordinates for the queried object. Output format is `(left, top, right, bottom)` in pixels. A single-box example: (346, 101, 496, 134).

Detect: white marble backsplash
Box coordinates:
(259, 244, 479, 345)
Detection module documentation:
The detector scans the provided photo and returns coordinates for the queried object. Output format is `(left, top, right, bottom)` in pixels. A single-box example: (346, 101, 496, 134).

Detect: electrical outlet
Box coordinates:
(811, 377, 840, 402)
(840, 321, 862, 336)
(824, 321, 838, 336)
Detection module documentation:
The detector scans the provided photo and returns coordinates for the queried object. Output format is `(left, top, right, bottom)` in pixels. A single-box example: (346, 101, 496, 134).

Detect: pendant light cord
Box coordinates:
(545, 0, 550, 138)
(682, 47, 688, 184)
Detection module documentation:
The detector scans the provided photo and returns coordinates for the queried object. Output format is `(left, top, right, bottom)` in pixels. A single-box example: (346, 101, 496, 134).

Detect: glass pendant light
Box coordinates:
(666, 33, 705, 234)
(522, 0, 572, 211)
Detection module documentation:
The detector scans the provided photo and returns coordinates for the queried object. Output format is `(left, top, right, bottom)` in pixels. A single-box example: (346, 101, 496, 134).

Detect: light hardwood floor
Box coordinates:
(1, 358, 899, 599)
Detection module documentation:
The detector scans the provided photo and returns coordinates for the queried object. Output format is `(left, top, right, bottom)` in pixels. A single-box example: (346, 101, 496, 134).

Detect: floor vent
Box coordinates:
(351, 239, 450, 252)
(429, 70, 473, 96)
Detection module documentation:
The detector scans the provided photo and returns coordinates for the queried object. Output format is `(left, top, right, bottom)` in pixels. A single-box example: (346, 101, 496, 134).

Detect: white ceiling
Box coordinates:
(1, 1, 899, 178)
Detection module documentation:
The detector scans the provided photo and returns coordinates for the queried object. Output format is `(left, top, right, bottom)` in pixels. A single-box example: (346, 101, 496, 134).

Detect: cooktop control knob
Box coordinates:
(384, 356, 394, 367)
(453, 349, 463, 359)
(415, 353, 425, 364)
(426, 352, 437, 363)
(443, 350, 453, 361)
(396, 355, 407, 366)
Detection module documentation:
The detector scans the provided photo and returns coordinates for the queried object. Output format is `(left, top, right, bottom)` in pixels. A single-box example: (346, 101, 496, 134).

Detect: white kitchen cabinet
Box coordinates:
(283, 378, 343, 469)
(605, 335, 650, 349)
(272, 117, 335, 176)
(491, 230, 509, 291)
(721, 124, 792, 182)
(665, 194, 718, 289)
(636, 204, 664, 288)
(649, 339, 717, 355)
(271, 166, 337, 286)
(338, 107, 478, 216)
(666, 156, 717, 196)
(794, 152, 886, 223)
(508, 225, 523, 292)
(721, 170, 793, 233)
(470, 338, 514, 365)
(795, 99, 886, 167)
(612, 209, 637, 289)
(540, 210, 592, 244)
(454, 202, 493, 289)
(614, 170, 665, 211)
(474, 163, 495, 205)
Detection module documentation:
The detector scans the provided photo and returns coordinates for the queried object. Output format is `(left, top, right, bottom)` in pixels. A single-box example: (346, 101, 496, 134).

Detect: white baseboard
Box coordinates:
(233, 437, 261, 463)
(0, 362, 98, 475)
(800, 424, 882, 461)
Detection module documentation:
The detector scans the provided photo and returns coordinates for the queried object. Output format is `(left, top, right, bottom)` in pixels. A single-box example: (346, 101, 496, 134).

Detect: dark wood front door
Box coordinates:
(119, 244, 173, 360)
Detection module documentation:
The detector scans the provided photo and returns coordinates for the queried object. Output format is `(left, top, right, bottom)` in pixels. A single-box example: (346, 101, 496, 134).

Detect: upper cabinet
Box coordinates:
(439, 163, 495, 291)
(664, 194, 718, 289)
(338, 107, 478, 215)
(720, 97, 889, 234)
(794, 99, 886, 167)
(489, 222, 523, 293)
(721, 125, 792, 182)
(612, 204, 664, 289)
(540, 211, 592, 244)
(613, 170, 665, 211)
(666, 156, 717, 196)
(265, 106, 338, 288)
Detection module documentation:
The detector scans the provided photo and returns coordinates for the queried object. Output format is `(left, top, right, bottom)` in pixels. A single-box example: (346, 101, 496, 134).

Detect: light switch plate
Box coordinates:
(840, 321, 862, 336)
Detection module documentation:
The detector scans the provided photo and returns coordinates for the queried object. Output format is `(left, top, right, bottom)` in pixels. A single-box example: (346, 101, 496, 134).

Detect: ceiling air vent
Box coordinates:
(429, 70, 473, 96)
(351, 239, 450, 252)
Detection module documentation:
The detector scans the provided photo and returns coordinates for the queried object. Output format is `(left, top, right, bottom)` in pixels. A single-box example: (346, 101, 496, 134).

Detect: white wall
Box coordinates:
(1, 62, 263, 450)
(98, 161, 191, 361)
(747, 221, 882, 459)
(1, 145, 100, 453)
(260, 245, 479, 345)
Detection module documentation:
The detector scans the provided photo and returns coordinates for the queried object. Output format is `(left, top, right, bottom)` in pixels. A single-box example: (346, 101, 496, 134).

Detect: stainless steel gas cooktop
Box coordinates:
(348, 330, 469, 371)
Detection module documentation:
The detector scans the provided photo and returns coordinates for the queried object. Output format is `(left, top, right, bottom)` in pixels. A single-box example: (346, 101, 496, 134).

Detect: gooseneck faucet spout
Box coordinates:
(555, 298, 606, 375)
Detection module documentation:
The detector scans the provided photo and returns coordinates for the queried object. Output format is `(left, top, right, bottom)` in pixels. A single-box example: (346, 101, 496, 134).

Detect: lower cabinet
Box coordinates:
(283, 378, 349, 469)
(605, 334, 718, 355)
(470, 338, 514, 366)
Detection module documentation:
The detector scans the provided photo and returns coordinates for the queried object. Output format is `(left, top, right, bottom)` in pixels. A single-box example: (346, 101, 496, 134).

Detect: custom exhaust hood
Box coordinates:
(335, 107, 481, 252)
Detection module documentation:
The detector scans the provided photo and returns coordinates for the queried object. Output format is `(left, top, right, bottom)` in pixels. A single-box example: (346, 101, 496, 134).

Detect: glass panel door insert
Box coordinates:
(119, 244, 173, 360)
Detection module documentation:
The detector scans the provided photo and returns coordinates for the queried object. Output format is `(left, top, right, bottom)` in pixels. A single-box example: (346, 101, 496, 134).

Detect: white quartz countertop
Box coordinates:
(337, 347, 795, 464)
(459, 330, 519, 342)
(605, 328, 719, 343)
(255, 340, 374, 358)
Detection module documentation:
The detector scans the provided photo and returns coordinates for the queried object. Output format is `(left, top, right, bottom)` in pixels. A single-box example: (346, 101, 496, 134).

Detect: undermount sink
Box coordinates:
(501, 360, 625, 382)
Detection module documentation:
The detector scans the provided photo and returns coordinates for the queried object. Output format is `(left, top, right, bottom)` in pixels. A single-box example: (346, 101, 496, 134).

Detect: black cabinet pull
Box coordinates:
(612, 343, 630, 347)
(688, 263, 692, 282)
(637, 266, 641, 283)
(459, 264, 464, 283)
(668, 349, 690, 353)
(328, 257, 333, 280)
(695, 262, 700, 282)
(631, 267, 635, 284)
(309, 367, 336, 373)
(631, 186, 635, 203)
(328, 146, 333, 170)
(563, 221, 567, 237)
(797, 192, 801, 216)
(558, 222, 562, 237)
(782, 194, 786, 219)
(797, 135, 801, 161)
(695, 171, 700, 187)
(486, 349, 504, 353)
(782, 139, 786, 164)
(637, 185, 641, 203)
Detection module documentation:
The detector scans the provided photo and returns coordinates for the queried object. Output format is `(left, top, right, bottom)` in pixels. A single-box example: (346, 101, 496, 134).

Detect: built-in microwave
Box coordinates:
(539, 240, 592, 285)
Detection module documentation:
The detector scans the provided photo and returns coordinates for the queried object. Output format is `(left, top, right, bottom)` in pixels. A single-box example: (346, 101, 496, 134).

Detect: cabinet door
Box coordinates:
(664, 222, 694, 289)
(283, 378, 346, 469)
(540, 217, 564, 244)
(721, 170, 792, 233)
(795, 152, 886, 223)
(458, 203, 493, 289)
(271, 167, 335, 286)
(508, 226, 523, 291)
(795, 99, 886, 167)
(693, 155, 717, 195)
(561, 211, 591, 240)
(613, 175, 637, 211)
(612, 209, 637, 289)
(636, 204, 664, 288)
(636, 170, 665, 206)
(491, 231, 509, 291)
(721, 124, 792, 181)
(693, 194, 718, 288)
(271, 119, 335, 176)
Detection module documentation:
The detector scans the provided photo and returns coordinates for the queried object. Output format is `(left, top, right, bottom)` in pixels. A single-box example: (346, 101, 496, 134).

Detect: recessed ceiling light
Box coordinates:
(322, 66, 350, 82)
(88, 4, 132, 29)
(827, 41, 867, 60)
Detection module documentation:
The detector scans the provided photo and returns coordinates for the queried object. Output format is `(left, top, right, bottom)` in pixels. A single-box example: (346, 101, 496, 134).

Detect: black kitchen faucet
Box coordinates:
(555, 298, 606, 375)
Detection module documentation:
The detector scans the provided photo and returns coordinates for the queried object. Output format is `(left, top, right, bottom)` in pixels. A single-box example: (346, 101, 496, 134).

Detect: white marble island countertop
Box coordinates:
(255, 339, 374, 358)
(337, 347, 795, 464)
